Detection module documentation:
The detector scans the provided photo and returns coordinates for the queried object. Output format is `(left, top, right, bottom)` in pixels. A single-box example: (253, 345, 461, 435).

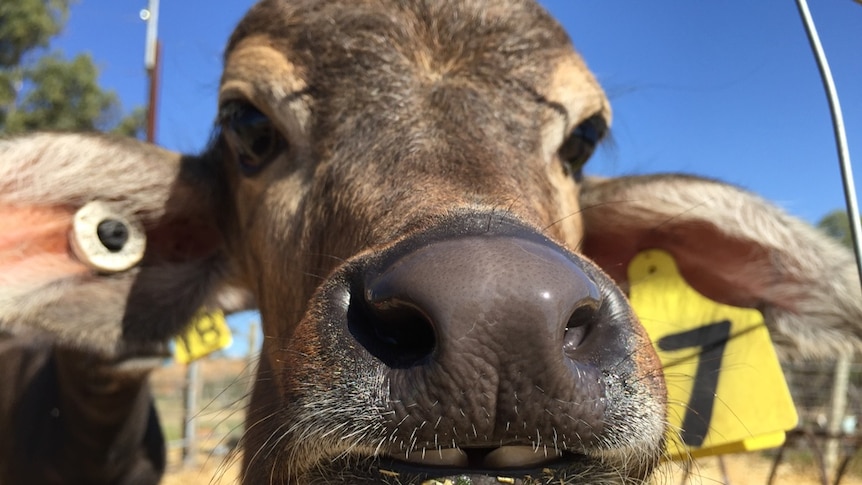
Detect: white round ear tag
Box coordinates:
(70, 201, 146, 273)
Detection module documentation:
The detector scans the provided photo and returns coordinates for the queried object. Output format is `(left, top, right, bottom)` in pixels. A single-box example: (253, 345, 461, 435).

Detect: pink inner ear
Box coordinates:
(583, 225, 774, 311)
(0, 206, 88, 287)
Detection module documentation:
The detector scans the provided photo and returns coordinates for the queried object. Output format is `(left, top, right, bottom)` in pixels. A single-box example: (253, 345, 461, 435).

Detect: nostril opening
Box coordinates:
(563, 301, 598, 354)
(347, 289, 436, 369)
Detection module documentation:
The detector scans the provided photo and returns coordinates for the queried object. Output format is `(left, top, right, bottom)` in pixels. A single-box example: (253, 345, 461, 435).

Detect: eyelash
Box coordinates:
(218, 101, 287, 176)
(558, 114, 607, 176)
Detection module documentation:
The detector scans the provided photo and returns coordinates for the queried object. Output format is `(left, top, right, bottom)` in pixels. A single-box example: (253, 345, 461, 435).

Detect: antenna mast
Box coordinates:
(142, 0, 161, 143)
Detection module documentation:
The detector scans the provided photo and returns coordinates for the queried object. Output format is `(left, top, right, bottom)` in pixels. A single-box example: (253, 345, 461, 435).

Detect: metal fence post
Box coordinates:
(181, 359, 200, 467)
(825, 352, 851, 479)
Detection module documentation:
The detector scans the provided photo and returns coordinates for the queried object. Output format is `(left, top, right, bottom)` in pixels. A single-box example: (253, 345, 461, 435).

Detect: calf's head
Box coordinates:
(220, 2, 664, 481)
(2, 0, 862, 484)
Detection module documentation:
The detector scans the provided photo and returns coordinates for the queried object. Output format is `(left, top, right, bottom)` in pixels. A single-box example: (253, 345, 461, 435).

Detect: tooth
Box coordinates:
(483, 446, 561, 468)
(404, 448, 468, 467)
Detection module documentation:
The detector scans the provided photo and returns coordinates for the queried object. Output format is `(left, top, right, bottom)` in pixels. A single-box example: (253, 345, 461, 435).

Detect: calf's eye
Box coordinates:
(218, 101, 286, 175)
(559, 114, 607, 176)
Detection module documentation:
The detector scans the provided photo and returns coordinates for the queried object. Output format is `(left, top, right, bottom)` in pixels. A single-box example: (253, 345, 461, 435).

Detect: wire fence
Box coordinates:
(784, 361, 862, 433)
(769, 358, 862, 485)
(149, 356, 862, 484)
(150, 357, 253, 468)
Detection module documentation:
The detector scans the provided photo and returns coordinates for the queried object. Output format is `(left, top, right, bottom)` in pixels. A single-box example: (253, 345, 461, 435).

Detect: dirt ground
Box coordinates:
(661, 452, 862, 485)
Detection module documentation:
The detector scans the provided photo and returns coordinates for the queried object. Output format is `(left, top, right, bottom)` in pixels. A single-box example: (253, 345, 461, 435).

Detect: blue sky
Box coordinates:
(49, 2, 861, 356)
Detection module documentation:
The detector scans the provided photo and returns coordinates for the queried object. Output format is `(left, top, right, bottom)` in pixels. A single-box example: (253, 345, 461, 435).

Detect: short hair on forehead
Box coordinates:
(225, 0, 575, 77)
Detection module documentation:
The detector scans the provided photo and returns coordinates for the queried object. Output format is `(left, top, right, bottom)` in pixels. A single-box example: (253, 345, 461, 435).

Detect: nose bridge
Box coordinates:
(319, 77, 546, 219)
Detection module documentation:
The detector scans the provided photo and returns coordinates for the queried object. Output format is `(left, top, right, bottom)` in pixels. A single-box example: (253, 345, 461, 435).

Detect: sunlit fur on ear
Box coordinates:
(0, 134, 182, 217)
(580, 174, 862, 361)
(0, 133, 239, 357)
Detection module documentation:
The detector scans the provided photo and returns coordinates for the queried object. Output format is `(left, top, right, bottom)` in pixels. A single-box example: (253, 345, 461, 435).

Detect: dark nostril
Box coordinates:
(347, 289, 436, 369)
(563, 300, 599, 355)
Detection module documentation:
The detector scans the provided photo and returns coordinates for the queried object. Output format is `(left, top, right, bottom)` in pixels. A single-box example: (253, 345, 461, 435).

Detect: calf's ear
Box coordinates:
(0, 133, 248, 357)
(580, 174, 862, 360)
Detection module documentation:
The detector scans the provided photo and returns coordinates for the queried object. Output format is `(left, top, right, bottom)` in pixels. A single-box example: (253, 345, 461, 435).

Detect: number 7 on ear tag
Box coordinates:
(628, 249, 798, 459)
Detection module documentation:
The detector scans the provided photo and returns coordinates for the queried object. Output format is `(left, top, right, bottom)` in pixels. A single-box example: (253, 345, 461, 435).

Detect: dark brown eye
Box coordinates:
(559, 114, 607, 176)
(218, 101, 286, 175)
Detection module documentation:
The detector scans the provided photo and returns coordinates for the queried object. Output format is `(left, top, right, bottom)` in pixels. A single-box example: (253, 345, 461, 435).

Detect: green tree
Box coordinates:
(0, 0, 68, 67)
(0, 0, 144, 137)
(818, 209, 853, 249)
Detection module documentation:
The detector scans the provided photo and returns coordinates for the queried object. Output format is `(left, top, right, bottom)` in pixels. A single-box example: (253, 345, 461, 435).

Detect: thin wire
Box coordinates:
(794, 0, 862, 289)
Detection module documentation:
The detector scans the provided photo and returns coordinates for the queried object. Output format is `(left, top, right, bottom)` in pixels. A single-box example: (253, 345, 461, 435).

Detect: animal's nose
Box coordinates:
(331, 222, 649, 459)
(348, 234, 602, 370)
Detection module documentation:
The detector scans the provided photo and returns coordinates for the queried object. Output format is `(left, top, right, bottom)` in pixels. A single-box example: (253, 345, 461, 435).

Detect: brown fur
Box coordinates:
(0, 333, 165, 484)
(1, 1, 861, 484)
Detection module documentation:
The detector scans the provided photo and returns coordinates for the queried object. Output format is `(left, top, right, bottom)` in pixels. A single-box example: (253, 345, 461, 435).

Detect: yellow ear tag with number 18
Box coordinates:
(174, 310, 233, 364)
(628, 249, 798, 460)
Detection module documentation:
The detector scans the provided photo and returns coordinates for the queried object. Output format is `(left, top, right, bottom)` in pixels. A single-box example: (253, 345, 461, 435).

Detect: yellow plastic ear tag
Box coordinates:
(174, 310, 233, 364)
(628, 249, 798, 459)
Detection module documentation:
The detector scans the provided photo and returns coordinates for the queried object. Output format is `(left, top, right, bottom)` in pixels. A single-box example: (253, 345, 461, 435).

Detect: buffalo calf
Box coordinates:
(2, 1, 861, 484)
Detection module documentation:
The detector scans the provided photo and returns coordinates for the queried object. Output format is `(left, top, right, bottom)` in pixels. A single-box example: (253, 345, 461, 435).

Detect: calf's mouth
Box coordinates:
(324, 446, 599, 485)
(384, 445, 598, 480)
